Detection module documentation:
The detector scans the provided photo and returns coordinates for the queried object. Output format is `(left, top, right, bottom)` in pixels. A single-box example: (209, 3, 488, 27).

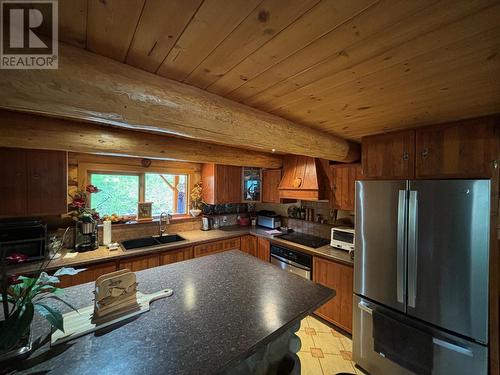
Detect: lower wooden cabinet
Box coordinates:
(313, 256, 353, 333)
(241, 235, 258, 257)
(118, 253, 159, 272)
(257, 237, 270, 262)
(194, 237, 241, 258)
(58, 261, 117, 288)
(159, 246, 193, 265)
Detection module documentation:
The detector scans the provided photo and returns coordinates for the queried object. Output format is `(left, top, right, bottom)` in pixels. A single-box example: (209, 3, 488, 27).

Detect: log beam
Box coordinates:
(0, 42, 359, 162)
(0, 110, 282, 168)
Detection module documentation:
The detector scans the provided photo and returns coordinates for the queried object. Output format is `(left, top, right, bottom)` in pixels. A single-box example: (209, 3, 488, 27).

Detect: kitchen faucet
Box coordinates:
(159, 212, 172, 237)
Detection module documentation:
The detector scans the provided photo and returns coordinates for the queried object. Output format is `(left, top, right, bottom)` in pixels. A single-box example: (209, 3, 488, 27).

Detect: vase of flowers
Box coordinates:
(0, 229, 82, 362)
(68, 184, 101, 222)
(189, 182, 204, 217)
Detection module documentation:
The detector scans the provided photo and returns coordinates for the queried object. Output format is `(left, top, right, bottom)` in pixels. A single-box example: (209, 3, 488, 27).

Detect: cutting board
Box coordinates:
(51, 289, 173, 345)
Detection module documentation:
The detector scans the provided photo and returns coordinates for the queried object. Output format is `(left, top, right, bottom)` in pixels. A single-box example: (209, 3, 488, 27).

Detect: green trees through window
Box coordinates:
(89, 172, 187, 217)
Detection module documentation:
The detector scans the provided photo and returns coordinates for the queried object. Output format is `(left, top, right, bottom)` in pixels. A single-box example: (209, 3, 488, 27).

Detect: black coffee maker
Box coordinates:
(75, 213, 99, 252)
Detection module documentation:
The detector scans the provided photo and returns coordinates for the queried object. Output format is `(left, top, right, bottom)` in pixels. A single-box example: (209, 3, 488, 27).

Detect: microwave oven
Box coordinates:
(0, 219, 47, 262)
(331, 227, 355, 252)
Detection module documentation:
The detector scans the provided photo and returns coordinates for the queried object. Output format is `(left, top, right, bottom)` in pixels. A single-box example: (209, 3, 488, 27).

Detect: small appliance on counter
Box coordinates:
(256, 210, 281, 229)
(75, 214, 99, 252)
(0, 219, 47, 261)
(237, 216, 250, 226)
(330, 226, 355, 252)
(201, 216, 212, 231)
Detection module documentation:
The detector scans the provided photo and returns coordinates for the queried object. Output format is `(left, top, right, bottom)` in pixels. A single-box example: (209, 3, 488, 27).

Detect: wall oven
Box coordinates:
(270, 244, 312, 280)
(0, 220, 47, 262)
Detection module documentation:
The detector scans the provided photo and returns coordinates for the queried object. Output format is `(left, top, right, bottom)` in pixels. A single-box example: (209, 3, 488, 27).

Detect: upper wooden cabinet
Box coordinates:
(262, 169, 282, 203)
(361, 116, 499, 180)
(202, 164, 242, 204)
(330, 163, 362, 211)
(361, 130, 415, 179)
(415, 118, 499, 178)
(0, 148, 67, 218)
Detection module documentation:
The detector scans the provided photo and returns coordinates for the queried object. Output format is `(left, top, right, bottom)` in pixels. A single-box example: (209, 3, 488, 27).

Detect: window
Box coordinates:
(89, 172, 188, 217)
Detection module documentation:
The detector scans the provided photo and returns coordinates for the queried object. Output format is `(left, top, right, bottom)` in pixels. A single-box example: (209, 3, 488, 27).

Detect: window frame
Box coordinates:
(79, 162, 194, 218)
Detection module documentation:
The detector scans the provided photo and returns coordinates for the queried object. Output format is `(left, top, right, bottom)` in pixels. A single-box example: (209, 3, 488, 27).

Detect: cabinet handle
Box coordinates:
(402, 152, 409, 161)
(33, 173, 40, 179)
(492, 160, 498, 169)
(421, 148, 429, 159)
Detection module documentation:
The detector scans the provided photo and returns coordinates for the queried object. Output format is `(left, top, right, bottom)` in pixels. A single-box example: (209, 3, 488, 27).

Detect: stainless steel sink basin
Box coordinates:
(121, 234, 185, 250)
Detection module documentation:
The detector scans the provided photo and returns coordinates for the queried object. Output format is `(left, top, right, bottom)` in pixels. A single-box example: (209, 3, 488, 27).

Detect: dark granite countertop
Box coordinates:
(13, 251, 334, 375)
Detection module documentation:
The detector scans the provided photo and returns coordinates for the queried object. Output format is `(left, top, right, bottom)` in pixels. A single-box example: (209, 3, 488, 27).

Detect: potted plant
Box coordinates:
(0, 229, 82, 361)
(189, 182, 204, 217)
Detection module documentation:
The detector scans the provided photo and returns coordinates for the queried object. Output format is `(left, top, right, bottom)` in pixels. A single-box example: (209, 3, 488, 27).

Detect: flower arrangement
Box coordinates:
(190, 181, 204, 210)
(0, 229, 82, 355)
(68, 184, 101, 222)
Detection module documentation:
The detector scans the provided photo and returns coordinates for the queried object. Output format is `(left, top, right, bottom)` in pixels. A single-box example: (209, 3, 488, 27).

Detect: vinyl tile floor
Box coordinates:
(297, 315, 365, 375)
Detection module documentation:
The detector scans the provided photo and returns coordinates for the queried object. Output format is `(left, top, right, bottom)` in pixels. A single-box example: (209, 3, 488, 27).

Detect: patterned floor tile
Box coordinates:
(312, 332, 344, 355)
(304, 327, 317, 336)
(310, 347, 325, 358)
(339, 335, 353, 352)
(307, 316, 333, 333)
(298, 351, 324, 375)
(297, 329, 315, 352)
(340, 350, 353, 361)
(319, 354, 356, 374)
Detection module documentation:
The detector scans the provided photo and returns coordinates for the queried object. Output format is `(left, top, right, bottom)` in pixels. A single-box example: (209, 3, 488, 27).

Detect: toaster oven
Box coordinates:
(331, 227, 355, 252)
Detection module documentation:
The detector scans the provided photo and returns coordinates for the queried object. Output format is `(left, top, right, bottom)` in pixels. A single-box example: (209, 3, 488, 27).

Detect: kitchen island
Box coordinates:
(11, 250, 334, 374)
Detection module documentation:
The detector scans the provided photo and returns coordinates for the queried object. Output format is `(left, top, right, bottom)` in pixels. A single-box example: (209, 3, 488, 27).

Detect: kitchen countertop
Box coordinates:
(11, 251, 335, 375)
(8, 226, 353, 275)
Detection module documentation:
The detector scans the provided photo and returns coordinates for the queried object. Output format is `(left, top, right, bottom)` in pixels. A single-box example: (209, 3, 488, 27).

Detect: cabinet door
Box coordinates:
(330, 164, 361, 211)
(362, 130, 415, 179)
(313, 256, 353, 333)
(240, 235, 257, 257)
(194, 240, 225, 257)
(257, 237, 270, 262)
(26, 150, 67, 216)
(262, 169, 281, 203)
(416, 118, 499, 178)
(118, 254, 159, 272)
(216, 165, 242, 204)
(58, 261, 117, 288)
(0, 148, 27, 217)
(159, 246, 193, 265)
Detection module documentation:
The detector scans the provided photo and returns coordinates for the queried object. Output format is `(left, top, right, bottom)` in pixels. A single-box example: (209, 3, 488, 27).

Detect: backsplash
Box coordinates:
(281, 217, 333, 239)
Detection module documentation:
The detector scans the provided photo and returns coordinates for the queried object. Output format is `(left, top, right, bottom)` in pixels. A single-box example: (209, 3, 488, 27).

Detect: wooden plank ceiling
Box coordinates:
(59, 0, 500, 141)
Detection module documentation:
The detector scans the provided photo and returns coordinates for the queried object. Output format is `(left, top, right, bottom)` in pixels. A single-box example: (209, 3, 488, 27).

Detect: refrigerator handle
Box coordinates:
(432, 338, 473, 357)
(408, 190, 418, 308)
(397, 190, 407, 304)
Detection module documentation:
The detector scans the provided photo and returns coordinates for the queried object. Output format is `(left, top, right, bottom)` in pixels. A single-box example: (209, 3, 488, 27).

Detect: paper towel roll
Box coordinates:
(103, 220, 112, 245)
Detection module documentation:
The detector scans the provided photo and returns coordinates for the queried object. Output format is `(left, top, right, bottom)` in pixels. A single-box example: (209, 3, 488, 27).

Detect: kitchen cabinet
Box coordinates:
(118, 253, 160, 272)
(58, 261, 117, 288)
(241, 235, 258, 257)
(242, 167, 261, 202)
(415, 118, 499, 178)
(313, 256, 353, 333)
(262, 169, 281, 203)
(330, 163, 362, 211)
(361, 130, 415, 179)
(159, 246, 193, 265)
(194, 237, 241, 258)
(257, 237, 270, 262)
(202, 164, 242, 204)
(0, 148, 67, 218)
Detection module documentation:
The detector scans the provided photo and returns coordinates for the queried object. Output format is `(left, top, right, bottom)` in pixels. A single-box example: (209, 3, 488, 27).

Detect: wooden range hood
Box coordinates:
(278, 156, 331, 201)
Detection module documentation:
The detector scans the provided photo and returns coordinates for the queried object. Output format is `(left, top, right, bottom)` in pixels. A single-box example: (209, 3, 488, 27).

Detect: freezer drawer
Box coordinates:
(353, 295, 487, 375)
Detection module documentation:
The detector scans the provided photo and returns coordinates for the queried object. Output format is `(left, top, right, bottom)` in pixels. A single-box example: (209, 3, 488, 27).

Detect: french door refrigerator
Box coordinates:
(353, 180, 490, 375)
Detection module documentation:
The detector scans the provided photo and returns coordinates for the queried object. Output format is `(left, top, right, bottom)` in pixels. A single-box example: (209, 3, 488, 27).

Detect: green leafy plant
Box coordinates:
(0, 229, 83, 353)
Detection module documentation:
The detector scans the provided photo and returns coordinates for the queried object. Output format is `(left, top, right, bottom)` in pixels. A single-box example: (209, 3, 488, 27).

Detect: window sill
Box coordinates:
(98, 215, 201, 228)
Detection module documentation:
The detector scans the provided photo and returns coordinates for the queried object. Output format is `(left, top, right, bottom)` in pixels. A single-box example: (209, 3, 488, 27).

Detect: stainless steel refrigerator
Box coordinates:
(353, 180, 490, 375)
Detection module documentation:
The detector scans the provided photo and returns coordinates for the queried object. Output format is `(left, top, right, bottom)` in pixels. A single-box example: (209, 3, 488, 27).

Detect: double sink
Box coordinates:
(121, 234, 185, 251)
